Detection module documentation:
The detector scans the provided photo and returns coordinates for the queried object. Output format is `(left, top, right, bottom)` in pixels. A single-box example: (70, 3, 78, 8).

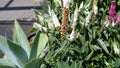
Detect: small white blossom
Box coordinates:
(51, 11, 60, 28)
(105, 22, 110, 27)
(84, 9, 89, 14)
(79, 1, 84, 10)
(113, 43, 120, 54)
(33, 22, 47, 32)
(93, 5, 98, 15)
(69, 30, 77, 41)
(63, 0, 71, 8)
(112, 20, 115, 27)
(105, 16, 110, 27)
(86, 12, 92, 26)
(72, 7, 79, 29)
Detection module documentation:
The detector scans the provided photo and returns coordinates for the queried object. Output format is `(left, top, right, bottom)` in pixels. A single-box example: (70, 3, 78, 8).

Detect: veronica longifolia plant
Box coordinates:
(1, 0, 120, 68)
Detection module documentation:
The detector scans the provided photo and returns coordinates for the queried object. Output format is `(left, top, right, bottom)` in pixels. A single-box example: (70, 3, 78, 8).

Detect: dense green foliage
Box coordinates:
(0, 0, 120, 68)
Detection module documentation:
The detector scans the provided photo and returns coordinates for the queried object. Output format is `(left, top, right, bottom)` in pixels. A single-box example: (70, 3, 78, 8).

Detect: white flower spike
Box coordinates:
(86, 12, 92, 26)
(51, 11, 60, 28)
(72, 7, 79, 29)
(79, 1, 84, 10)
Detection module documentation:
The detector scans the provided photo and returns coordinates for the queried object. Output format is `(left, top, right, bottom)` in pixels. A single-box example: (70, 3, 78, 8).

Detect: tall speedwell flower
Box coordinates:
(109, 1, 117, 20)
(61, 0, 70, 39)
(105, 1, 120, 27)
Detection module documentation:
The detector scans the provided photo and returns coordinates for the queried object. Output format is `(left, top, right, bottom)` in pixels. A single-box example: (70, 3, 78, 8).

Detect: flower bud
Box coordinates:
(93, 5, 98, 15)
(33, 22, 47, 32)
(69, 30, 77, 41)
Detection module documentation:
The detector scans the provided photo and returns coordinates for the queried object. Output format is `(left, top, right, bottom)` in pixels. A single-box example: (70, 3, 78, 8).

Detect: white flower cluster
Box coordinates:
(69, 2, 84, 41)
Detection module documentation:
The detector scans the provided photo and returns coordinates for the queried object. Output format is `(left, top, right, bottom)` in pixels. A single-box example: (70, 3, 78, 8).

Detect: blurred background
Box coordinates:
(0, 0, 41, 58)
(0, 0, 41, 40)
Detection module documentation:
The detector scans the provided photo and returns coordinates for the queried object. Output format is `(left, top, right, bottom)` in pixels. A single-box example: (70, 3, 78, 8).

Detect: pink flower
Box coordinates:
(117, 15, 120, 23)
(109, 1, 117, 20)
(105, 16, 110, 27)
(113, 22, 117, 27)
(105, 16, 109, 23)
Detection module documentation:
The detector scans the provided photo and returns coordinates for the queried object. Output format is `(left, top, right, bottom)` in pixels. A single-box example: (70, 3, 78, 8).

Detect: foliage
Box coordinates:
(0, 0, 120, 68)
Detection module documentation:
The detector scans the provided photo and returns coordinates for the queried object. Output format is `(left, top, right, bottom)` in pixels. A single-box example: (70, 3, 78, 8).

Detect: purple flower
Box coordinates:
(109, 1, 117, 20)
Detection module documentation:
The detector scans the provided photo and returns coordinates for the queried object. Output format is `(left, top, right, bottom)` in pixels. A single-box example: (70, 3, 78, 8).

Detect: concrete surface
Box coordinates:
(0, 0, 40, 39)
(0, 0, 41, 58)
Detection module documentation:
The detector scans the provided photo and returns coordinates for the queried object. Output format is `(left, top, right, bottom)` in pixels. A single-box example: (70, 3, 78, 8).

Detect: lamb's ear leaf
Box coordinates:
(0, 59, 16, 68)
(13, 20, 30, 58)
(0, 35, 28, 68)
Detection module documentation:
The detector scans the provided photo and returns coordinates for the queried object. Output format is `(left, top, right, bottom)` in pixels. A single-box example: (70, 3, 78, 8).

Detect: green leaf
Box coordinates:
(25, 58, 42, 68)
(71, 61, 77, 68)
(113, 59, 120, 68)
(85, 50, 94, 60)
(13, 20, 30, 58)
(57, 61, 70, 68)
(97, 39, 110, 55)
(91, 54, 103, 61)
(53, 40, 68, 57)
(30, 31, 40, 60)
(79, 35, 86, 46)
(0, 36, 28, 68)
(37, 33, 48, 56)
(0, 59, 16, 68)
(70, 61, 83, 68)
